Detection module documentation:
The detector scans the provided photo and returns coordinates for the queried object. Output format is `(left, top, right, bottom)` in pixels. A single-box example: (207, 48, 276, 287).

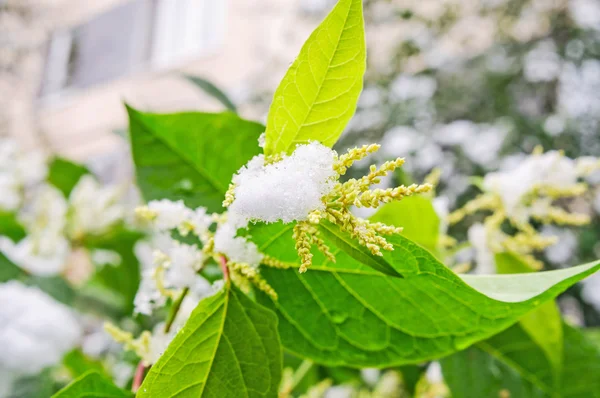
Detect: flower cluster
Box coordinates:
(108, 197, 281, 365)
(0, 139, 126, 278)
(132, 198, 276, 317)
(224, 142, 431, 272)
(0, 281, 82, 376)
(449, 149, 600, 270)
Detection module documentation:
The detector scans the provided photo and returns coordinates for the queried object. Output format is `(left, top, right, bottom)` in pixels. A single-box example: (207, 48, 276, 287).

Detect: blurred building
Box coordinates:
(1, 0, 333, 168)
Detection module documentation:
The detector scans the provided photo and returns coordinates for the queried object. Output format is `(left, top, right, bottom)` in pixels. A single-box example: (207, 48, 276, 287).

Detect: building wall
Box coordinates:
(2, 0, 331, 165)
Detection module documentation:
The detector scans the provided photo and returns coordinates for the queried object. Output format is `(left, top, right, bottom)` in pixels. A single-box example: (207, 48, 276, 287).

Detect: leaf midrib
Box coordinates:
(197, 287, 230, 398)
(272, 0, 355, 153)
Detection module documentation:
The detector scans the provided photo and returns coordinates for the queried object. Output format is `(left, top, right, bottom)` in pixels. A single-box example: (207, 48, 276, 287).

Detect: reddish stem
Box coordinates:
(219, 255, 229, 281)
(132, 361, 147, 392)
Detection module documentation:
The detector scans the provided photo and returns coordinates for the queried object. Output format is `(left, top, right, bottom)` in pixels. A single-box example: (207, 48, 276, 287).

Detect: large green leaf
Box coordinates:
(247, 222, 599, 367)
(52, 371, 132, 398)
(127, 106, 264, 213)
(264, 0, 366, 156)
(441, 322, 600, 398)
(139, 284, 282, 397)
(369, 197, 440, 254)
(47, 157, 90, 197)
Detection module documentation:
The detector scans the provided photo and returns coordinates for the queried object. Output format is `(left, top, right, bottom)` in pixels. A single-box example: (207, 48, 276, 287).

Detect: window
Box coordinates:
(38, 0, 226, 99)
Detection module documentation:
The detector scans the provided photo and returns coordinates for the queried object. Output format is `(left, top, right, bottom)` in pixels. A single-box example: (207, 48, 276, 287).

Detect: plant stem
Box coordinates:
(132, 361, 146, 392)
(289, 359, 314, 392)
(164, 287, 190, 333)
(219, 255, 229, 281)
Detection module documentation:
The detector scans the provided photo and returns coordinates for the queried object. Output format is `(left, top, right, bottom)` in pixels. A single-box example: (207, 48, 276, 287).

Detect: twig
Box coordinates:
(132, 361, 147, 392)
(219, 255, 229, 281)
(164, 287, 190, 333)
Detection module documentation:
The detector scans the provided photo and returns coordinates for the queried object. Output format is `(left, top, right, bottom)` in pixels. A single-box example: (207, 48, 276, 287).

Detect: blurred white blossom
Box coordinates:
(68, 175, 124, 238)
(0, 281, 82, 375)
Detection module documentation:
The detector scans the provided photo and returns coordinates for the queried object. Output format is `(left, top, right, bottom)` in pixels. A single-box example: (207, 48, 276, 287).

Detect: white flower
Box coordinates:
(380, 126, 424, 158)
(0, 281, 82, 375)
(214, 222, 263, 267)
(19, 184, 67, 236)
(433, 196, 450, 236)
(414, 143, 444, 171)
(523, 40, 561, 82)
(0, 173, 21, 211)
(16, 150, 47, 187)
(543, 114, 566, 136)
(582, 272, 600, 312)
(133, 235, 208, 315)
(0, 140, 48, 211)
(134, 272, 165, 316)
(461, 123, 508, 166)
(141, 200, 212, 239)
(324, 386, 355, 398)
(133, 240, 167, 315)
(425, 361, 444, 384)
(468, 223, 497, 275)
(434, 120, 477, 147)
(187, 207, 213, 238)
(0, 234, 70, 276)
(541, 226, 578, 265)
(0, 185, 70, 276)
(389, 74, 437, 101)
(111, 362, 135, 388)
(569, 0, 600, 31)
(90, 249, 122, 267)
(558, 60, 600, 119)
(68, 175, 124, 238)
(228, 142, 337, 225)
(146, 199, 192, 231)
(163, 242, 205, 290)
(361, 368, 380, 387)
(483, 151, 579, 221)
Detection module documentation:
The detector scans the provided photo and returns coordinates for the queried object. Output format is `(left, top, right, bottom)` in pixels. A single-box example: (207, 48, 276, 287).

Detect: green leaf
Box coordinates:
(139, 284, 282, 397)
(585, 328, 600, 349)
(47, 157, 90, 197)
(52, 371, 132, 398)
(63, 349, 108, 379)
(519, 302, 563, 378)
(319, 221, 402, 277)
(396, 365, 425, 395)
(247, 222, 599, 367)
(441, 322, 600, 397)
(370, 197, 440, 254)
(264, 0, 366, 155)
(82, 227, 143, 314)
(441, 344, 547, 397)
(183, 74, 237, 112)
(0, 211, 26, 241)
(10, 369, 55, 398)
(495, 251, 536, 274)
(127, 106, 264, 213)
(26, 275, 76, 305)
(0, 252, 25, 282)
